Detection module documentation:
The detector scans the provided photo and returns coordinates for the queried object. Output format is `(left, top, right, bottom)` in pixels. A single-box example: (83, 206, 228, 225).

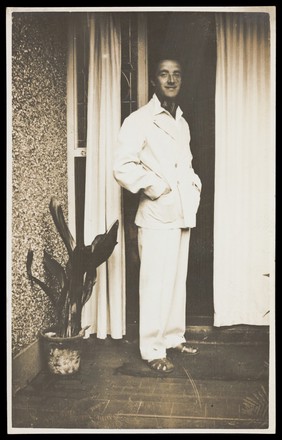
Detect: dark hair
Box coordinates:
(150, 57, 183, 80)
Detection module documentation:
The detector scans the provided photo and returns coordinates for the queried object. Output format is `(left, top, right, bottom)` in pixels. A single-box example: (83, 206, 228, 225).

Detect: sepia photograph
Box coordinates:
(7, 6, 276, 434)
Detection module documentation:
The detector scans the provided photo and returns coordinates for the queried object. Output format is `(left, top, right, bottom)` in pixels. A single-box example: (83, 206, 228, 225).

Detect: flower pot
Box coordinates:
(39, 327, 88, 375)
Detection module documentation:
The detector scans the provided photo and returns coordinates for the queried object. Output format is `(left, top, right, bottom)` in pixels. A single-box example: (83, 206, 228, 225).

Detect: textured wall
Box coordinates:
(11, 13, 69, 356)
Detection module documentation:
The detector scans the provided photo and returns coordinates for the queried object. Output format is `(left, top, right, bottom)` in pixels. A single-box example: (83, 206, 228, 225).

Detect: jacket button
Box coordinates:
(175, 163, 178, 168)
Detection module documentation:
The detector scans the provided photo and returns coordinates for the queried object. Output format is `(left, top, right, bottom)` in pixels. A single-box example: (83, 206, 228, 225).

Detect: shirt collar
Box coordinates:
(152, 93, 183, 120)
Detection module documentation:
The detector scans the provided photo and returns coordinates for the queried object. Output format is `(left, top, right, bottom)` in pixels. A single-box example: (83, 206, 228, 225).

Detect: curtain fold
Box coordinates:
(214, 13, 274, 326)
(81, 13, 126, 339)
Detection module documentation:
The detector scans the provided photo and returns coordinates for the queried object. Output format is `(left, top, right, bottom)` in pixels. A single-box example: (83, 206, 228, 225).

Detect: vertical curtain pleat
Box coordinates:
(82, 13, 126, 338)
(214, 13, 274, 326)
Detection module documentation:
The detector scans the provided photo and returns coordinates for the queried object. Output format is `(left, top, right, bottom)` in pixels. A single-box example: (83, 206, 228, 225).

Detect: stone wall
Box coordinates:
(11, 12, 69, 356)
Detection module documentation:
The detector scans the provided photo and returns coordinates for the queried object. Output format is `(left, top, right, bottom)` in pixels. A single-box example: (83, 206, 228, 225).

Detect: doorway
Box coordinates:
(125, 12, 216, 326)
(69, 11, 216, 330)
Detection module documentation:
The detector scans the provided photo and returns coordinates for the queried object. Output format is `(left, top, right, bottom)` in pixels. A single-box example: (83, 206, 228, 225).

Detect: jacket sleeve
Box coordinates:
(113, 115, 169, 200)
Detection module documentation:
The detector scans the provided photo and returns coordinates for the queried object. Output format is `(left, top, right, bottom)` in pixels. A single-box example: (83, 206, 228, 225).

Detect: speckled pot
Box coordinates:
(39, 328, 87, 375)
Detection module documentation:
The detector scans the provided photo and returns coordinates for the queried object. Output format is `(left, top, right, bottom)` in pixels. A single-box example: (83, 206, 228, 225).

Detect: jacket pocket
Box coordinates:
(177, 178, 201, 222)
(146, 189, 182, 223)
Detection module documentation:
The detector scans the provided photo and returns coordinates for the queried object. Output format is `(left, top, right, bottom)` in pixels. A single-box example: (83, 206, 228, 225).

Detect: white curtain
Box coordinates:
(214, 13, 275, 326)
(81, 13, 126, 339)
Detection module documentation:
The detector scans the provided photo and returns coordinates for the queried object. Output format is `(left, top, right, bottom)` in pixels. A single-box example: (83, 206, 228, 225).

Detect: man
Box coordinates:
(113, 58, 201, 373)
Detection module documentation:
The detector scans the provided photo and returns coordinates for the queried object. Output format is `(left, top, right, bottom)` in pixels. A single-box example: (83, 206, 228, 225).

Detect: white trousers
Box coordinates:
(138, 227, 191, 361)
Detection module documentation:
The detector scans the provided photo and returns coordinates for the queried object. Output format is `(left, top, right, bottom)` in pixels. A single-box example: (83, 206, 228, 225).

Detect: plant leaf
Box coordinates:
(30, 276, 58, 307)
(26, 249, 34, 285)
(81, 268, 97, 307)
(79, 221, 119, 308)
(242, 385, 268, 420)
(43, 250, 67, 290)
(88, 220, 119, 269)
(49, 197, 76, 257)
(70, 246, 85, 298)
(26, 250, 57, 306)
(56, 283, 69, 316)
(26, 249, 61, 308)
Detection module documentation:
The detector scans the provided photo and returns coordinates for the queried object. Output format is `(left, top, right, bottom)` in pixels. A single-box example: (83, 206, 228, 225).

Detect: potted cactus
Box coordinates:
(26, 196, 119, 375)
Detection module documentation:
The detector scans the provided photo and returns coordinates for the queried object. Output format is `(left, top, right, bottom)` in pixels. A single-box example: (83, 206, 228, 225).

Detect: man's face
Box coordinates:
(152, 59, 182, 101)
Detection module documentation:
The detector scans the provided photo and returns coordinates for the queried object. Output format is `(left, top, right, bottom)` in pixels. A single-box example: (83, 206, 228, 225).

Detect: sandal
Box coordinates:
(172, 343, 199, 355)
(146, 357, 174, 373)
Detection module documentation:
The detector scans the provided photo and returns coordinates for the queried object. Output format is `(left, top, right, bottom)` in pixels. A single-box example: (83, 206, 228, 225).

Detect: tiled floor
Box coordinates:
(11, 326, 271, 432)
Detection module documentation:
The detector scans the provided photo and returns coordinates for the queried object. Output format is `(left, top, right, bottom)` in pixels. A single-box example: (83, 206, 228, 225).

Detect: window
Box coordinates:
(67, 12, 148, 245)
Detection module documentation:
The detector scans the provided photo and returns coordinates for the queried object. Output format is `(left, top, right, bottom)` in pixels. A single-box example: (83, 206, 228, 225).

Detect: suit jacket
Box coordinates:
(113, 94, 202, 229)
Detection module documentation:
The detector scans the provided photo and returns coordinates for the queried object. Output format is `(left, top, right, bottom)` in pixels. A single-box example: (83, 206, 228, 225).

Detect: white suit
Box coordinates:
(113, 94, 201, 360)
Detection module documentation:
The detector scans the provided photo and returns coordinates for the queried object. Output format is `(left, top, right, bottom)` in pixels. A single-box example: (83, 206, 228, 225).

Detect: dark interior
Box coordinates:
(149, 12, 216, 324)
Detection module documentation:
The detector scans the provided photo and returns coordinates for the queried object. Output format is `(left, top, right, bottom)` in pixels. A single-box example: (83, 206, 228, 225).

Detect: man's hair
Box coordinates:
(150, 57, 183, 80)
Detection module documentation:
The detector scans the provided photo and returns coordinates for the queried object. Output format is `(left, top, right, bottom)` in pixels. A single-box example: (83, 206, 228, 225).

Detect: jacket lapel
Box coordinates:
(153, 113, 178, 140)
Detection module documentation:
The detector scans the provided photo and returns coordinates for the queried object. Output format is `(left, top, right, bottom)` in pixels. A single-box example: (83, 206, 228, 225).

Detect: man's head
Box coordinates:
(151, 58, 182, 102)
